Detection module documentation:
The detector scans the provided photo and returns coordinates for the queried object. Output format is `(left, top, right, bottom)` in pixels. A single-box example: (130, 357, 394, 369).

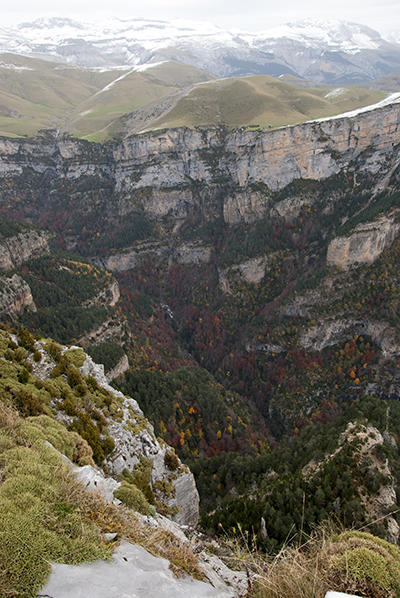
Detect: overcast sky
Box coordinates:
(2, 0, 399, 37)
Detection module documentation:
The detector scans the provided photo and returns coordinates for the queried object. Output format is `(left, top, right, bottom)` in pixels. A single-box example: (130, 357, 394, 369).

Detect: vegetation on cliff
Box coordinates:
(0, 323, 205, 595)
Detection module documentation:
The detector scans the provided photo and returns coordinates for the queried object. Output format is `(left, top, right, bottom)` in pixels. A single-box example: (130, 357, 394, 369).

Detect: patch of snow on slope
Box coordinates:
(324, 88, 347, 99)
(134, 61, 168, 72)
(93, 68, 136, 95)
(310, 92, 400, 123)
(0, 61, 32, 71)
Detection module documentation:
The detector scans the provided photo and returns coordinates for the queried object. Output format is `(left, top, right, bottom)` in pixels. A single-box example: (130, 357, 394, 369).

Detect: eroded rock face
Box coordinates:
(271, 194, 315, 220)
(327, 212, 400, 270)
(80, 355, 200, 527)
(0, 274, 36, 315)
(105, 354, 130, 383)
(219, 255, 273, 295)
(1, 102, 400, 232)
(299, 316, 400, 357)
(223, 190, 270, 224)
(111, 104, 400, 194)
(93, 240, 212, 272)
(174, 241, 213, 265)
(0, 229, 50, 270)
(93, 242, 170, 272)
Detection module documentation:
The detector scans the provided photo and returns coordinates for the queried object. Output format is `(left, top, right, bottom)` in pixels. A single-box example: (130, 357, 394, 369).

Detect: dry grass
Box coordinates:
(0, 400, 203, 596)
(80, 491, 203, 580)
(213, 521, 400, 598)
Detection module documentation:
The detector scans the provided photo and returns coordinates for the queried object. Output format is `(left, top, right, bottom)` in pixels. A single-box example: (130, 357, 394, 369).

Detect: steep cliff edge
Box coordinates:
(327, 211, 400, 270)
(0, 274, 36, 315)
(0, 100, 399, 233)
(0, 326, 199, 527)
(80, 354, 200, 526)
(0, 228, 50, 270)
(0, 227, 50, 316)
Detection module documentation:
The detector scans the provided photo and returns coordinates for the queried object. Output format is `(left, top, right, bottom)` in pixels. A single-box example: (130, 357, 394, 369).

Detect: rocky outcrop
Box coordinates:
(77, 319, 126, 348)
(80, 355, 200, 527)
(0, 229, 50, 269)
(93, 242, 170, 272)
(327, 212, 400, 270)
(219, 255, 273, 294)
(83, 279, 120, 307)
(0, 274, 36, 315)
(299, 316, 400, 356)
(93, 240, 212, 272)
(105, 353, 129, 382)
(39, 540, 235, 598)
(301, 422, 400, 545)
(53, 443, 121, 504)
(223, 190, 270, 224)
(271, 193, 315, 220)
(174, 241, 213, 265)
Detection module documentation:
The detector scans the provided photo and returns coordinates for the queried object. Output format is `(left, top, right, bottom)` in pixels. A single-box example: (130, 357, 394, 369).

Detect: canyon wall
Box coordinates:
(327, 212, 400, 270)
(0, 102, 399, 228)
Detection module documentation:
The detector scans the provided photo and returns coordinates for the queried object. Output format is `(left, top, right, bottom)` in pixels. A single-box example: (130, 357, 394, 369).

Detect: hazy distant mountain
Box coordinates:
(1, 17, 400, 83)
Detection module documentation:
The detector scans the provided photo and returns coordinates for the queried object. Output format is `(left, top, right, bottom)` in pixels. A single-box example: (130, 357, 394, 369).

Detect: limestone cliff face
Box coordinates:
(105, 354, 129, 383)
(299, 316, 400, 357)
(327, 212, 400, 270)
(111, 104, 400, 194)
(81, 355, 200, 527)
(223, 190, 270, 225)
(0, 102, 399, 230)
(93, 240, 212, 272)
(0, 229, 50, 270)
(0, 274, 36, 315)
(219, 255, 272, 295)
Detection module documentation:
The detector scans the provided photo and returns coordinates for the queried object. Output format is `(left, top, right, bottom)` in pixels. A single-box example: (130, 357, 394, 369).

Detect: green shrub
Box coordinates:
(12, 389, 45, 417)
(69, 411, 113, 465)
(114, 481, 154, 516)
(165, 450, 179, 471)
(331, 531, 400, 596)
(64, 348, 86, 368)
(17, 367, 30, 384)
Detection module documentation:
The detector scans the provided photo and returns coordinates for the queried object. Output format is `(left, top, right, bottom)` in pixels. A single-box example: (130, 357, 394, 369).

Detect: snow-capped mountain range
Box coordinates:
(1, 17, 400, 83)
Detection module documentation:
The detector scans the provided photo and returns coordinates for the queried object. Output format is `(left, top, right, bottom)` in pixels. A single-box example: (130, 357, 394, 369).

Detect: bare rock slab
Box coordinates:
(38, 540, 234, 598)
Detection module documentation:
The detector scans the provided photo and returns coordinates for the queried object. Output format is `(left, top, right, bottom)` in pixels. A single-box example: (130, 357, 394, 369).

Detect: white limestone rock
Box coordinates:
(327, 212, 400, 270)
(80, 354, 200, 527)
(0, 274, 36, 315)
(0, 229, 50, 270)
(38, 540, 234, 598)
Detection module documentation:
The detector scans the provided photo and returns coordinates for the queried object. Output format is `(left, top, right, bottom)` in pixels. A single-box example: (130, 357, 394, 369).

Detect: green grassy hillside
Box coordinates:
(0, 54, 213, 140)
(144, 75, 386, 131)
(0, 53, 389, 140)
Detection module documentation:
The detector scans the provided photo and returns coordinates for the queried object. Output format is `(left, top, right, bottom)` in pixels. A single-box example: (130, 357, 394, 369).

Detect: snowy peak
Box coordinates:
(17, 17, 87, 30)
(388, 29, 400, 44)
(14, 16, 223, 42)
(0, 16, 399, 83)
(257, 18, 384, 51)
